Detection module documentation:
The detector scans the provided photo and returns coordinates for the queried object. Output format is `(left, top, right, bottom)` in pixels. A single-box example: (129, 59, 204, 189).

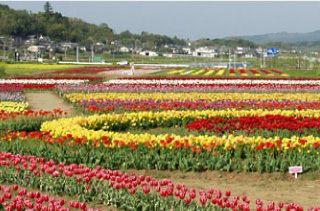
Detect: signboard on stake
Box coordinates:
(289, 166, 303, 179)
(267, 48, 278, 55)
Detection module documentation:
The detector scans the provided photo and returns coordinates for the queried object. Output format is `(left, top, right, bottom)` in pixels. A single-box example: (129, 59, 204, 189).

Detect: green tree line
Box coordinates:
(0, 3, 187, 49)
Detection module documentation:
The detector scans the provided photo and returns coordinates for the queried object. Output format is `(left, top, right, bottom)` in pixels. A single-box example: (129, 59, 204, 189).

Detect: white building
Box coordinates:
(139, 51, 158, 57)
(193, 47, 218, 57)
(182, 47, 192, 55)
(27, 45, 46, 53)
(119, 46, 129, 53)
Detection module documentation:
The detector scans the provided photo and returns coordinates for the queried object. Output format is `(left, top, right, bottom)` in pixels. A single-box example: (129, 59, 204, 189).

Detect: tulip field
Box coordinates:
(3, 64, 320, 210)
(166, 68, 289, 77)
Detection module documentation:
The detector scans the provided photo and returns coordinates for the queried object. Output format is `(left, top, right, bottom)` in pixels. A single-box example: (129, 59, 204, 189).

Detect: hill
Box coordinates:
(238, 30, 320, 44)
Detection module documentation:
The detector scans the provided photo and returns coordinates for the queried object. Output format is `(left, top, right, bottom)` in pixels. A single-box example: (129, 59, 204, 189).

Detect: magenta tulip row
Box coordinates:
(0, 152, 318, 211)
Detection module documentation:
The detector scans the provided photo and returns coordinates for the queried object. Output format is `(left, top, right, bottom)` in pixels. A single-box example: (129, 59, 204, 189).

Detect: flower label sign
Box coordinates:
(289, 166, 303, 179)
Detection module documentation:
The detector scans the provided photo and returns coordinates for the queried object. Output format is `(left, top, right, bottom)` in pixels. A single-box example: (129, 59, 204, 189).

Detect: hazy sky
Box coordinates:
(2, 1, 320, 40)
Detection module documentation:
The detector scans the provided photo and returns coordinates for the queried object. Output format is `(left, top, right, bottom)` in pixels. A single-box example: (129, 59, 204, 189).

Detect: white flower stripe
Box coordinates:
(105, 79, 320, 85)
(0, 79, 89, 85)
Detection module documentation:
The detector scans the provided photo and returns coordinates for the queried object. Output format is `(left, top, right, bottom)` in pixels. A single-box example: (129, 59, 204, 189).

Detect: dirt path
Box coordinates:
(25, 92, 78, 116)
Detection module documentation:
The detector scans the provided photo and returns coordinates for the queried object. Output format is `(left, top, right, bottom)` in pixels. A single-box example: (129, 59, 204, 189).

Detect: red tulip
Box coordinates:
(139, 175, 145, 181)
(185, 196, 191, 204)
(189, 191, 196, 199)
(79, 202, 86, 209)
(278, 201, 284, 208)
(143, 187, 150, 194)
(130, 189, 135, 194)
(16, 203, 22, 211)
(155, 186, 161, 192)
(53, 171, 59, 177)
(12, 184, 18, 191)
(226, 190, 231, 197)
(42, 195, 49, 202)
(200, 196, 207, 205)
(36, 203, 42, 211)
(160, 190, 167, 197)
(4, 192, 11, 199)
(35, 191, 41, 198)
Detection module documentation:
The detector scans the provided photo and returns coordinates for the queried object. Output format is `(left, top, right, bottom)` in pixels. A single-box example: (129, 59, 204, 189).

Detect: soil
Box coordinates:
(25, 91, 320, 209)
(25, 92, 79, 117)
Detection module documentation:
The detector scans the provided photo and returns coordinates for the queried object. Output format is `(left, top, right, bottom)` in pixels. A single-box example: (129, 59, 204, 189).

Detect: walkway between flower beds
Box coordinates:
(25, 92, 78, 116)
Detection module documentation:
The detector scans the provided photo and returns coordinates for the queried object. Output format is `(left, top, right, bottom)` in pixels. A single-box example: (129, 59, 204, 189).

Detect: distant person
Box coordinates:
(130, 62, 135, 75)
(14, 50, 20, 61)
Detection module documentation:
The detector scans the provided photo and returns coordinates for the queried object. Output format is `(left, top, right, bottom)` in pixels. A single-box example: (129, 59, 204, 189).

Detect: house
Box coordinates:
(182, 47, 192, 55)
(119, 46, 129, 53)
(219, 47, 229, 56)
(27, 45, 46, 53)
(236, 47, 245, 55)
(139, 51, 158, 56)
(193, 47, 218, 58)
(244, 52, 255, 58)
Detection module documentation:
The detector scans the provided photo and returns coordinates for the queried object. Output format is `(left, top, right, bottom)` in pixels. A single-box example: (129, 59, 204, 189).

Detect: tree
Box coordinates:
(44, 2, 53, 14)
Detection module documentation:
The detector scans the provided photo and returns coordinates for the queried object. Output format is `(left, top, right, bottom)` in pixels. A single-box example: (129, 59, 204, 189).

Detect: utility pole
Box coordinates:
(260, 48, 262, 68)
(76, 46, 79, 63)
(234, 53, 236, 69)
(3, 42, 5, 59)
(64, 48, 67, 60)
(91, 45, 94, 63)
(131, 42, 134, 60)
(10, 38, 13, 52)
(228, 48, 231, 70)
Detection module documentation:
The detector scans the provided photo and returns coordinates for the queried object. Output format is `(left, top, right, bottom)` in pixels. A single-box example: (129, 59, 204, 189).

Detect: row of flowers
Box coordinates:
(0, 109, 66, 132)
(56, 83, 320, 94)
(75, 99, 320, 114)
(0, 85, 25, 102)
(63, 92, 320, 102)
(0, 92, 25, 102)
(62, 92, 320, 113)
(0, 184, 100, 211)
(185, 115, 320, 138)
(0, 102, 28, 113)
(2, 130, 320, 173)
(0, 151, 317, 210)
(0, 84, 23, 93)
(0, 79, 90, 85)
(9, 76, 104, 81)
(39, 109, 320, 150)
(105, 78, 320, 85)
(118, 77, 318, 81)
(167, 68, 288, 77)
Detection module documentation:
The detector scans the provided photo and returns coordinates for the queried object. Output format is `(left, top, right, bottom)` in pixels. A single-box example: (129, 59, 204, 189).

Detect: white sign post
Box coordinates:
(289, 166, 303, 179)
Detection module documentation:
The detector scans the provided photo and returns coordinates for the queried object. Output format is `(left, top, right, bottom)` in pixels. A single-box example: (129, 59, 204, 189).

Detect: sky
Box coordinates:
(2, 1, 320, 41)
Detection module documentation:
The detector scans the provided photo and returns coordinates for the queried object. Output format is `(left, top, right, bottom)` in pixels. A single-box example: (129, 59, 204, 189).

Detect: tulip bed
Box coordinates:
(166, 68, 289, 77)
(4, 74, 320, 210)
(2, 151, 314, 211)
(0, 85, 28, 113)
(62, 92, 320, 114)
(0, 109, 66, 132)
(57, 83, 320, 93)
